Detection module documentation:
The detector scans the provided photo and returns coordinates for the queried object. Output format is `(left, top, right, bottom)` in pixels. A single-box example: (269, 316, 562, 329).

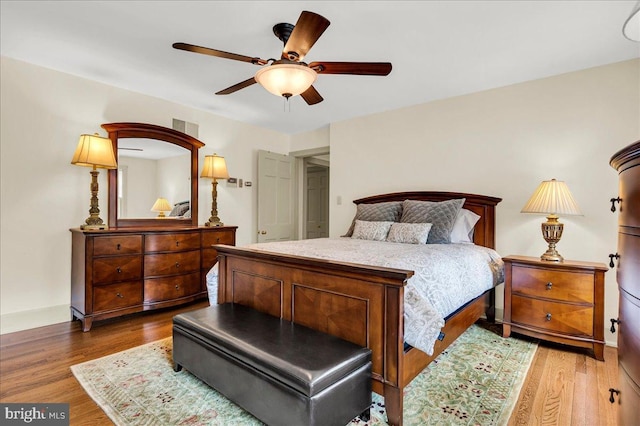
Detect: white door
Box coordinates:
(257, 150, 294, 243)
(306, 166, 329, 239)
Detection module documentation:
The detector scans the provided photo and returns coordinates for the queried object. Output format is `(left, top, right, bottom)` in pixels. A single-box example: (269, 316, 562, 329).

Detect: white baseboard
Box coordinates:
(0, 304, 70, 335)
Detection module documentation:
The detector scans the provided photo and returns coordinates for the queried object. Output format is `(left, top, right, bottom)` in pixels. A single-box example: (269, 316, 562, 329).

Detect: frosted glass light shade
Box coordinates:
(255, 63, 317, 98)
(71, 134, 117, 169)
(521, 179, 582, 216)
(201, 154, 229, 180)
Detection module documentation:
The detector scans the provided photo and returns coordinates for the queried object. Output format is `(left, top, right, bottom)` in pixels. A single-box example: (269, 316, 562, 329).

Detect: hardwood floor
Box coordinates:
(0, 302, 619, 425)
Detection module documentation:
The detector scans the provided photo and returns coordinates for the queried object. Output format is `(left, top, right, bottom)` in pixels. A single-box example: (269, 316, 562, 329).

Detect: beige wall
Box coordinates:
(0, 56, 289, 333)
(2, 56, 638, 345)
(329, 59, 640, 346)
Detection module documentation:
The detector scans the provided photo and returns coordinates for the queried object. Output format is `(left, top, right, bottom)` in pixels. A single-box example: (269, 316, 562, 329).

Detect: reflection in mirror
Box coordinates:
(117, 138, 191, 219)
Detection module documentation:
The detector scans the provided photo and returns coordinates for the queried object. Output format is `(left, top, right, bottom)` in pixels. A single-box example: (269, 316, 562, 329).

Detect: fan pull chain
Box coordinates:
(283, 97, 291, 113)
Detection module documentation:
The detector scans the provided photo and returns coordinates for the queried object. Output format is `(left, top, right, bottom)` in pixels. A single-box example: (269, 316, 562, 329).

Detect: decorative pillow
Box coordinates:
(352, 220, 394, 241)
(343, 201, 403, 237)
(169, 201, 190, 217)
(399, 198, 465, 244)
(450, 209, 481, 244)
(387, 222, 432, 244)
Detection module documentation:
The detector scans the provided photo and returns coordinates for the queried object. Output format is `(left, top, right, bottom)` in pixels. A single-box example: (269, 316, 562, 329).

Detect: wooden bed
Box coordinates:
(215, 191, 502, 425)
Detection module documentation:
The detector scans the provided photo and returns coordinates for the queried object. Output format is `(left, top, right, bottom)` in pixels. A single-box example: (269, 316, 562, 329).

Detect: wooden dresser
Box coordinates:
(71, 226, 236, 331)
(502, 255, 607, 360)
(609, 140, 640, 425)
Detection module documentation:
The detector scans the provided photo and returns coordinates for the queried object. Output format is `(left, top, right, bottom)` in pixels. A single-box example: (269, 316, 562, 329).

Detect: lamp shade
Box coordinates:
(151, 197, 172, 212)
(71, 133, 117, 169)
(255, 63, 317, 98)
(200, 154, 229, 180)
(521, 179, 582, 216)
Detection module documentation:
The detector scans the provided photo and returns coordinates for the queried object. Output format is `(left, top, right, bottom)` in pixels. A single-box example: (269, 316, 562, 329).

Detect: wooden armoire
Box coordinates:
(609, 140, 640, 425)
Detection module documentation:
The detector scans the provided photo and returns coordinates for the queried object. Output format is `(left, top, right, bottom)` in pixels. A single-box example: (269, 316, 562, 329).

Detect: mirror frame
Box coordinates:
(103, 122, 204, 228)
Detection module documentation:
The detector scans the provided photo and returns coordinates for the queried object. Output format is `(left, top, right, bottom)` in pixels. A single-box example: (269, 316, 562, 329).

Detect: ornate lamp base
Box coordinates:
(205, 220, 224, 227)
(540, 215, 564, 262)
(81, 169, 107, 230)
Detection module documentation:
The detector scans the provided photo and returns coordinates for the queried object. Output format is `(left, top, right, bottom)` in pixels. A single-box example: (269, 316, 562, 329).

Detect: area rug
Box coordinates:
(71, 324, 536, 425)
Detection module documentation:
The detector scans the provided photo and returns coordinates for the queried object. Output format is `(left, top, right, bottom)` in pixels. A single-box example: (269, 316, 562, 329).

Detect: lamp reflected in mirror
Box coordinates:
(151, 197, 171, 218)
(201, 154, 229, 227)
(71, 133, 117, 230)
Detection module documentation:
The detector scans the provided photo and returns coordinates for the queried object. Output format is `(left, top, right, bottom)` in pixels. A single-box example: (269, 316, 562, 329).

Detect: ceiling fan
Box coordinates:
(173, 10, 392, 105)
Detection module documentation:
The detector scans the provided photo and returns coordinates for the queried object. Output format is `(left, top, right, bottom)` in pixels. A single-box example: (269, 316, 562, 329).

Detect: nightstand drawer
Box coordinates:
(511, 295, 594, 336)
(512, 265, 594, 303)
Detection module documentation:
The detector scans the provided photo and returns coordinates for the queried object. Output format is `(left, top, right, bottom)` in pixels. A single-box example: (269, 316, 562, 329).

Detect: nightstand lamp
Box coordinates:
(201, 154, 229, 227)
(151, 197, 172, 218)
(521, 178, 582, 262)
(71, 133, 118, 230)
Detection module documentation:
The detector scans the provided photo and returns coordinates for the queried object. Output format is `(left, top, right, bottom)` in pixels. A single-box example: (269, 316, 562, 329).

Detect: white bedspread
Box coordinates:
(206, 237, 504, 355)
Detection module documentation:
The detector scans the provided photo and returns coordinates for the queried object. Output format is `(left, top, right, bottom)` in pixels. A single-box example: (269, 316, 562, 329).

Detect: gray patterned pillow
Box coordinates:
(352, 220, 394, 241)
(343, 201, 403, 237)
(400, 198, 465, 244)
(387, 222, 432, 244)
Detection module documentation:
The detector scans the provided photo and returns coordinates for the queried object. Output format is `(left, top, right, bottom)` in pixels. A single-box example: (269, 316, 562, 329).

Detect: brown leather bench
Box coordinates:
(173, 303, 372, 426)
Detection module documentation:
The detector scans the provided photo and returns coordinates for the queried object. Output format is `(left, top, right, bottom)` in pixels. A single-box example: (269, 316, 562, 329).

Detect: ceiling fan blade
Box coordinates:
(282, 11, 330, 61)
(216, 77, 257, 95)
(173, 42, 267, 65)
(309, 61, 392, 76)
(300, 85, 324, 105)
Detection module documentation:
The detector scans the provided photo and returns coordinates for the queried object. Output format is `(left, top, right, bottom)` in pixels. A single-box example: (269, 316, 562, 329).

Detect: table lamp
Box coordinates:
(201, 154, 229, 227)
(521, 179, 582, 262)
(151, 198, 172, 218)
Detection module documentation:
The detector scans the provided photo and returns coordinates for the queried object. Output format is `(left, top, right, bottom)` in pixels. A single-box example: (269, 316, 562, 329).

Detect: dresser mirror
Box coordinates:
(103, 122, 204, 228)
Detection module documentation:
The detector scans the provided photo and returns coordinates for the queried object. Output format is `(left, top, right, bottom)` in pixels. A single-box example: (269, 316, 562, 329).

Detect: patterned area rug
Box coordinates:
(71, 324, 536, 425)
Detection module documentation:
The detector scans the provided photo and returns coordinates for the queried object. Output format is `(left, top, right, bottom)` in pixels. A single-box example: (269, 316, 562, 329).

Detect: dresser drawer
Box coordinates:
(143, 272, 201, 303)
(511, 295, 594, 336)
(512, 265, 593, 303)
(144, 250, 200, 277)
(93, 281, 143, 312)
(202, 230, 236, 247)
(618, 367, 640, 426)
(93, 255, 142, 284)
(93, 235, 142, 256)
(618, 231, 640, 297)
(619, 289, 640, 386)
(145, 232, 200, 252)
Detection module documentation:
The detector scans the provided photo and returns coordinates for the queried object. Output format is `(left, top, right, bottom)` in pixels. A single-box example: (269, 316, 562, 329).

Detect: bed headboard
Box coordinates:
(352, 191, 502, 249)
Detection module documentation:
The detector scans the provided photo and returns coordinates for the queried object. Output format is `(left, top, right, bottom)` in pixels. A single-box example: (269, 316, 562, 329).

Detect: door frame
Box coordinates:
(290, 147, 330, 240)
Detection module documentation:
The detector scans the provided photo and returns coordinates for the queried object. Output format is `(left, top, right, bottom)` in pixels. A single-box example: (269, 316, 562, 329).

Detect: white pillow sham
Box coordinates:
(386, 222, 432, 244)
(450, 209, 481, 244)
(352, 220, 394, 241)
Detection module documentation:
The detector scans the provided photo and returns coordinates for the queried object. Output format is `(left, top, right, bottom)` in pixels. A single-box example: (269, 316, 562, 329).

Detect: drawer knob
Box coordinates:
(545, 313, 552, 321)
(216, 237, 220, 243)
(610, 197, 621, 212)
(116, 292, 124, 298)
(175, 262, 180, 268)
(116, 243, 121, 250)
(609, 388, 620, 403)
(610, 318, 620, 333)
(176, 241, 180, 247)
(608, 253, 620, 268)
(546, 282, 553, 290)
(116, 267, 122, 273)
(175, 284, 180, 290)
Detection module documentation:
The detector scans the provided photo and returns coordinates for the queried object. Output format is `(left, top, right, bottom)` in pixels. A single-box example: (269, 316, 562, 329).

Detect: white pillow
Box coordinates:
(352, 220, 394, 241)
(450, 209, 481, 244)
(387, 222, 432, 244)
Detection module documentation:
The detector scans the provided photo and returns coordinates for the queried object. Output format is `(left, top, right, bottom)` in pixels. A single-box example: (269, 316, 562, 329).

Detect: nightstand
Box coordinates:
(502, 255, 608, 360)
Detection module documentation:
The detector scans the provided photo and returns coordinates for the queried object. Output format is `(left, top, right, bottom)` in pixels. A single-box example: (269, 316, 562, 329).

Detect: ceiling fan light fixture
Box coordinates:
(623, 6, 640, 42)
(255, 63, 317, 98)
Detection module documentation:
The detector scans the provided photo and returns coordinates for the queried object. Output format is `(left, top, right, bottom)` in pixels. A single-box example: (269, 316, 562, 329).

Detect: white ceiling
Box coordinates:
(1, 1, 639, 135)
